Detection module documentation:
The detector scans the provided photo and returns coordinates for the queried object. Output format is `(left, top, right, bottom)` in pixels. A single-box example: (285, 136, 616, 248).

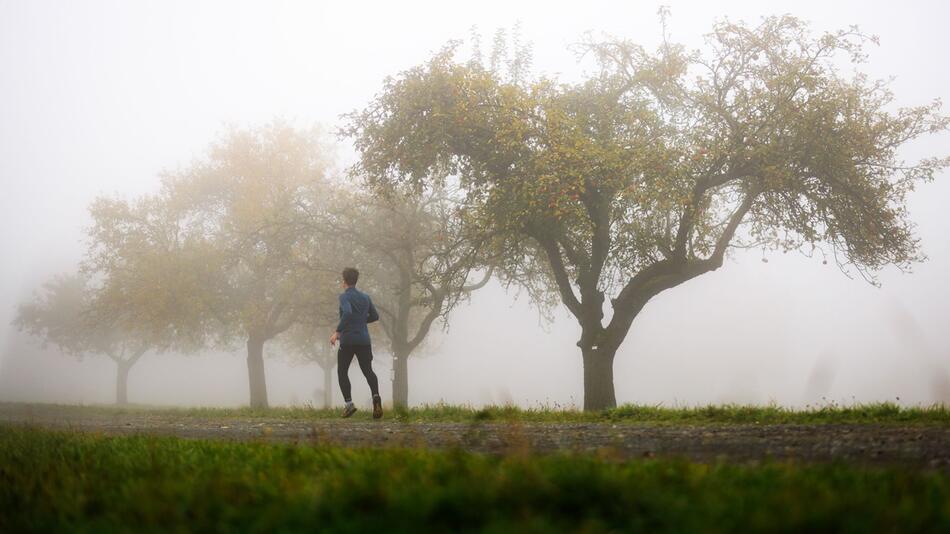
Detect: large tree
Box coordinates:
(345, 16, 948, 410)
(319, 187, 491, 408)
(160, 122, 337, 408)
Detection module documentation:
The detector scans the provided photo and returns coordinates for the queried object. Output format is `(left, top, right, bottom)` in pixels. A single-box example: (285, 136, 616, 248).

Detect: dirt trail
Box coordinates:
(3, 403, 948, 469)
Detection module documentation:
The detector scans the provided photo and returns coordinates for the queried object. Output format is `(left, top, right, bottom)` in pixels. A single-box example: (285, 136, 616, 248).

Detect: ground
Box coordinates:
(3, 402, 948, 469)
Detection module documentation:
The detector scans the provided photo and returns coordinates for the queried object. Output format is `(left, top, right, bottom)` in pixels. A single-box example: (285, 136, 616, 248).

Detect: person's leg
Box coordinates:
(355, 345, 383, 419)
(354, 345, 380, 398)
(337, 345, 356, 403)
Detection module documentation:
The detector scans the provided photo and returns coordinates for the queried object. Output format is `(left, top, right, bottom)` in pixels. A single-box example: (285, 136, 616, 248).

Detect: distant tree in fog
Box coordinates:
(277, 308, 338, 408)
(13, 274, 150, 405)
(318, 186, 491, 408)
(345, 15, 949, 410)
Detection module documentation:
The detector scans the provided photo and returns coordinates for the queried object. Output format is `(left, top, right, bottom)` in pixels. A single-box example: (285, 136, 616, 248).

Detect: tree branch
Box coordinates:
(606, 187, 760, 349)
(533, 235, 583, 318)
(460, 267, 494, 292)
(406, 292, 445, 352)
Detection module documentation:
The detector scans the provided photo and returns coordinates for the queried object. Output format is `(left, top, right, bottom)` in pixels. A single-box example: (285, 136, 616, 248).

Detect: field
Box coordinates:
(2, 402, 949, 531)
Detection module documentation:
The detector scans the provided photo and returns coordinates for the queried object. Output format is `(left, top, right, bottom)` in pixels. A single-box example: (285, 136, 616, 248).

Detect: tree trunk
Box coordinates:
(582, 345, 617, 411)
(392, 349, 409, 409)
(246, 335, 269, 409)
(115, 360, 131, 406)
(323, 364, 333, 408)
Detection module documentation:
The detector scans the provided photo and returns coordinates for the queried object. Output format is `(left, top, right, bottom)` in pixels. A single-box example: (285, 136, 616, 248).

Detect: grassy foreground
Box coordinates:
(38, 400, 950, 425)
(1, 426, 948, 532)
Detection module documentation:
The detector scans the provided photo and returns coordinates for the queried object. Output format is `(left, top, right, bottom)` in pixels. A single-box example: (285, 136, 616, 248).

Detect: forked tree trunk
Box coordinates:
(246, 335, 269, 409)
(581, 345, 617, 411)
(115, 360, 132, 406)
(392, 348, 409, 409)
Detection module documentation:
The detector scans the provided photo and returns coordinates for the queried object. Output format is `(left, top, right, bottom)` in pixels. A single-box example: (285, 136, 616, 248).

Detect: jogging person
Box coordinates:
(329, 267, 383, 419)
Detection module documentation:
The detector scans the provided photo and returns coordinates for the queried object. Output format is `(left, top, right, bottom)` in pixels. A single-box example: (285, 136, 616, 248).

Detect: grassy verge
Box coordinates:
(11, 400, 950, 425)
(0, 426, 947, 532)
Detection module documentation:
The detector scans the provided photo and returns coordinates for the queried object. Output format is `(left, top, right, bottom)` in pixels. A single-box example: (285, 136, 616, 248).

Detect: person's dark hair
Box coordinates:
(342, 267, 359, 286)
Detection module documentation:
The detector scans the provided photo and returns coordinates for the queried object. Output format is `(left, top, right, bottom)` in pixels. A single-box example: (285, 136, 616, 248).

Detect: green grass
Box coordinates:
(14, 400, 950, 425)
(0, 425, 948, 532)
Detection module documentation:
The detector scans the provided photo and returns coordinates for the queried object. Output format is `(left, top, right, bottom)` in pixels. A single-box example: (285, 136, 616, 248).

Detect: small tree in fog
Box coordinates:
(321, 187, 491, 408)
(278, 321, 337, 408)
(13, 274, 150, 405)
(345, 16, 949, 410)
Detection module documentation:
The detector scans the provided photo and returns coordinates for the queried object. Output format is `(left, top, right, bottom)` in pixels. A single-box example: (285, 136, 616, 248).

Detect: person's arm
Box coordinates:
(367, 297, 380, 324)
(336, 293, 353, 333)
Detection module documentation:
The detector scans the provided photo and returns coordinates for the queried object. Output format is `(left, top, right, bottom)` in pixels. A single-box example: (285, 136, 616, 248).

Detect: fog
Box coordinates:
(1, 0, 948, 409)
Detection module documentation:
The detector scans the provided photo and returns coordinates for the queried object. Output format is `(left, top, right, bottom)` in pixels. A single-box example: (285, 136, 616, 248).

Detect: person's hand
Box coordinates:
(329, 331, 339, 347)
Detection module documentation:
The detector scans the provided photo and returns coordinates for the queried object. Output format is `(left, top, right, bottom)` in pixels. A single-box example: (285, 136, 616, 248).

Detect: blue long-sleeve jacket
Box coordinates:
(336, 287, 379, 346)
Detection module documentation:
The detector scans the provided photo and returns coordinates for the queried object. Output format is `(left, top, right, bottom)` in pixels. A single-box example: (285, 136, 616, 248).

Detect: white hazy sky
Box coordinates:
(1, 0, 948, 408)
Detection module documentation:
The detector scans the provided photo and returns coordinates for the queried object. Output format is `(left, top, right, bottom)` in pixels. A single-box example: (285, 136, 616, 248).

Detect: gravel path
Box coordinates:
(3, 403, 949, 469)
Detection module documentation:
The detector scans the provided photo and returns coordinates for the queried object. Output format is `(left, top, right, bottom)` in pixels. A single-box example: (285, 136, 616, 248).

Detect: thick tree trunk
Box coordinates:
(115, 360, 131, 406)
(581, 345, 617, 411)
(323, 365, 333, 408)
(392, 349, 409, 409)
(246, 335, 269, 409)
